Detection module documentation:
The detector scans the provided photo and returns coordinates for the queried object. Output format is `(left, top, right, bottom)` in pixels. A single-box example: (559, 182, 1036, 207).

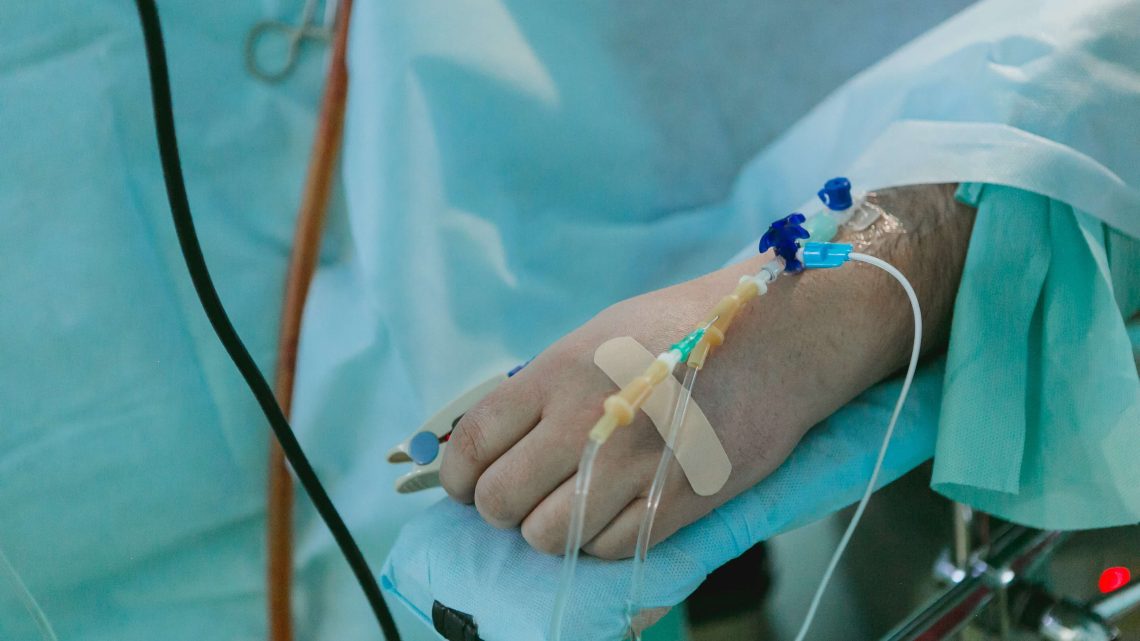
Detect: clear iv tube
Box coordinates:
(625, 365, 699, 639)
(792, 252, 923, 641)
(548, 437, 604, 641)
(0, 543, 58, 641)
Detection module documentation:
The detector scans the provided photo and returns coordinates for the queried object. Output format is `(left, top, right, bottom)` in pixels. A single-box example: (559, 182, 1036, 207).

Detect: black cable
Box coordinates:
(130, 1, 401, 638)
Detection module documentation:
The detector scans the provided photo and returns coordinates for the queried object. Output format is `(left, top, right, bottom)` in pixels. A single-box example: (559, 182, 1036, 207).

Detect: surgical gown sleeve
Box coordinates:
(732, 0, 1140, 240)
(931, 183, 1140, 529)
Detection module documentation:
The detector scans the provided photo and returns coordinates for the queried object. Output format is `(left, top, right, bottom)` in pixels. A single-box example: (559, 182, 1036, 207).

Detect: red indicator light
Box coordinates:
(1099, 566, 1131, 594)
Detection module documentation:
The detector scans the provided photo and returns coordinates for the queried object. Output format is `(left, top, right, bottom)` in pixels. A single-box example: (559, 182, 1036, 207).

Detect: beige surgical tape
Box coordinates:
(593, 337, 732, 496)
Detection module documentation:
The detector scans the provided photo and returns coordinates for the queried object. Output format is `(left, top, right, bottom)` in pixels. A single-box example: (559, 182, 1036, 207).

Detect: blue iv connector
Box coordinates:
(800, 242, 853, 269)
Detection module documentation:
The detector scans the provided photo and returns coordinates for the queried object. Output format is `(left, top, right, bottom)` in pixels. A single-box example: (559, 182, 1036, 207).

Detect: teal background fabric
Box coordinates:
(730, 0, 1140, 240)
(0, 2, 433, 640)
(308, 1, 966, 639)
(4, 0, 1140, 640)
(0, 1, 971, 639)
(933, 183, 1140, 528)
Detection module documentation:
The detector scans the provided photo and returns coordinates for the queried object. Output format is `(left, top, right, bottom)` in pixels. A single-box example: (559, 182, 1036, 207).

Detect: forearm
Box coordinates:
(660, 183, 977, 488)
(841, 183, 978, 358)
(440, 183, 979, 558)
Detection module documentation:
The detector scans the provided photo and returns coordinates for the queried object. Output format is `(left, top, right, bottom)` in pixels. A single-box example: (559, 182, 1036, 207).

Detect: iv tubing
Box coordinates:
(555, 262, 775, 637)
(548, 438, 603, 641)
(131, 1, 400, 638)
(624, 262, 776, 637)
(587, 347, 686, 444)
(792, 252, 922, 641)
(626, 365, 700, 640)
(552, 335, 698, 638)
(0, 544, 57, 641)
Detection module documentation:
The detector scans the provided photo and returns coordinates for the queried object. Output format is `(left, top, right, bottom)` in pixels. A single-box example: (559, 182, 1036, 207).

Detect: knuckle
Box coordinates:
(506, 370, 546, 407)
(450, 406, 492, 466)
(521, 516, 565, 556)
(438, 467, 471, 503)
(437, 460, 473, 503)
(583, 531, 636, 560)
(473, 472, 516, 528)
(439, 413, 491, 503)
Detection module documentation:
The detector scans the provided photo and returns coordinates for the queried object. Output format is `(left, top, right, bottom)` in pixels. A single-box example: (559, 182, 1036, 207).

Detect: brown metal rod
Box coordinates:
(267, 2, 353, 639)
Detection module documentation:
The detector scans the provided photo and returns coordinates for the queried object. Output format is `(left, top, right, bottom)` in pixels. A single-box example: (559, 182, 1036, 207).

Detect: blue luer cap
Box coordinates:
(409, 431, 441, 465)
(818, 177, 853, 211)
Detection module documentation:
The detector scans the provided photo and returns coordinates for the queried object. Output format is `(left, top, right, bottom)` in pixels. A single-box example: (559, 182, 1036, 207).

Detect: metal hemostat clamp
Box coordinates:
(388, 364, 525, 493)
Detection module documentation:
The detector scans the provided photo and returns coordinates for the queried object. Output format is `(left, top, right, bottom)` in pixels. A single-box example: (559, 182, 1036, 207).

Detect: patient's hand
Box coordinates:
(439, 184, 974, 559)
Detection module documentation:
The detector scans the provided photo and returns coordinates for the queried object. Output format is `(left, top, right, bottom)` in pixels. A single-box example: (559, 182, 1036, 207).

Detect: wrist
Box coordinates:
(839, 184, 976, 365)
(699, 185, 974, 443)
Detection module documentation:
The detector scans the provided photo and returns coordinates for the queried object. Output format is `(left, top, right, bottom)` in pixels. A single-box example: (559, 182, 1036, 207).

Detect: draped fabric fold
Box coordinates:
(933, 183, 1140, 529)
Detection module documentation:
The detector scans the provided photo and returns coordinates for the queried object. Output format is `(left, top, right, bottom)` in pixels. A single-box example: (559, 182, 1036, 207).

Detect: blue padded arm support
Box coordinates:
(381, 362, 944, 641)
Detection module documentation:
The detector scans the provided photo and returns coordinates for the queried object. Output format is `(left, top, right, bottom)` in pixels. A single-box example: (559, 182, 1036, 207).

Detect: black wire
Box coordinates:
(130, 1, 401, 638)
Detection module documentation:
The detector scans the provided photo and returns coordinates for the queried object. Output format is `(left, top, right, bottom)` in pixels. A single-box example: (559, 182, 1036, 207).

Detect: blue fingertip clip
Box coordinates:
(801, 242, 853, 269)
(408, 430, 442, 465)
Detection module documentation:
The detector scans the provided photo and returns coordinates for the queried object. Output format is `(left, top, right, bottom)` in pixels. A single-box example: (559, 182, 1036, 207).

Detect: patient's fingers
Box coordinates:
(519, 429, 651, 556)
(473, 362, 625, 528)
(473, 418, 579, 528)
(439, 371, 543, 503)
(588, 505, 692, 561)
(585, 462, 697, 560)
